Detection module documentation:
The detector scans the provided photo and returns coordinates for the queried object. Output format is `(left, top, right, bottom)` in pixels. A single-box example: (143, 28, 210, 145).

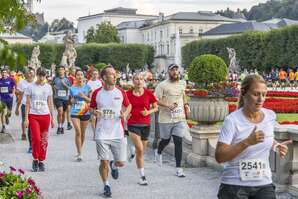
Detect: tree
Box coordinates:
(49, 18, 75, 32)
(85, 22, 120, 43)
(0, 0, 38, 67)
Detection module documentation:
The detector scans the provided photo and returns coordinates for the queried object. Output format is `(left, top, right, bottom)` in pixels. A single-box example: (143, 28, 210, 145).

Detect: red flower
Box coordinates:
(18, 169, 25, 175)
(0, 172, 5, 178)
(25, 188, 33, 194)
(27, 178, 36, 186)
(16, 191, 23, 198)
(9, 166, 16, 172)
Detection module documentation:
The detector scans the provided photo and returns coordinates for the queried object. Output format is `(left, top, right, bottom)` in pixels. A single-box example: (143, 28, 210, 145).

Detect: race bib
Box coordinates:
(102, 109, 116, 120)
(74, 101, 85, 110)
(33, 100, 46, 110)
(58, 90, 67, 97)
(239, 159, 268, 181)
(171, 107, 184, 119)
(0, 87, 8, 93)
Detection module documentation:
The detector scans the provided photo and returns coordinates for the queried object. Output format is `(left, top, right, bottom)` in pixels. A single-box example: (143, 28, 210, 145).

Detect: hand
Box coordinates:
(78, 92, 86, 99)
(94, 109, 102, 118)
(24, 119, 29, 128)
(15, 108, 19, 116)
(168, 103, 178, 110)
(276, 140, 292, 158)
(120, 111, 128, 121)
(51, 118, 55, 128)
(70, 97, 76, 104)
(184, 104, 190, 118)
(244, 126, 265, 146)
(141, 108, 150, 116)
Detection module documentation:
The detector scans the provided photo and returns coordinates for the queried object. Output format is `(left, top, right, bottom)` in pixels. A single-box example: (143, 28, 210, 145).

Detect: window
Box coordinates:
(167, 42, 170, 55)
(179, 27, 182, 34)
(160, 30, 163, 41)
(199, 29, 203, 35)
(147, 32, 149, 42)
(189, 27, 194, 34)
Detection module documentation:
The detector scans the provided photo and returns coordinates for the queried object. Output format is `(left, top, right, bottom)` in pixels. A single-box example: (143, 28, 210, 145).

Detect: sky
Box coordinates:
(34, 0, 268, 25)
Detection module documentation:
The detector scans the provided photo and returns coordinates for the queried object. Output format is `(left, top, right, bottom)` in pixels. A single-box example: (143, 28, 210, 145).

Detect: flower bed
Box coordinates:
(267, 91, 298, 98)
(280, 121, 298, 125)
(0, 166, 40, 199)
(263, 98, 298, 113)
(224, 97, 238, 102)
(228, 104, 237, 113)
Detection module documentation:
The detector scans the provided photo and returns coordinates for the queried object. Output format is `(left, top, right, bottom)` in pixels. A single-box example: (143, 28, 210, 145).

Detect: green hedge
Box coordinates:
(9, 43, 154, 70)
(182, 25, 298, 71)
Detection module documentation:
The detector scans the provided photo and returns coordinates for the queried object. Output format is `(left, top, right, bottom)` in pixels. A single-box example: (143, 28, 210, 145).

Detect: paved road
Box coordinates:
(0, 113, 295, 199)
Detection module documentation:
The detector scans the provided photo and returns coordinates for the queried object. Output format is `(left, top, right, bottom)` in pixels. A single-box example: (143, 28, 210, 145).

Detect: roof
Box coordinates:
(165, 11, 240, 22)
(104, 7, 137, 14)
(262, 18, 298, 27)
(0, 32, 32, 39)
(117, 20, 153, 30)
(203, 22, 276, 36)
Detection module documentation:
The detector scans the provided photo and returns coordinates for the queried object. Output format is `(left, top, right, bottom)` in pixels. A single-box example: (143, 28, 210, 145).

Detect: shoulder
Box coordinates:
(262, 108, 276, 121)
(92, 87, 103, 96)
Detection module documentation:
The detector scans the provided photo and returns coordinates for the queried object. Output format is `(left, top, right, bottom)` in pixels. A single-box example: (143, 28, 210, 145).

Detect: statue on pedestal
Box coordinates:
(227, 47, 240, 73)
(60, 31, 77, 68)
(28, 46, 41, 71)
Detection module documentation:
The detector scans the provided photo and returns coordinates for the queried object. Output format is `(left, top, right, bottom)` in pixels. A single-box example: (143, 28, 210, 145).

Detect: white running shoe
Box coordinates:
(75, 154, 83, 162)
(138, 176, 148, 186)
(176, 168, 186, 178)
(153, 149, 158, 163)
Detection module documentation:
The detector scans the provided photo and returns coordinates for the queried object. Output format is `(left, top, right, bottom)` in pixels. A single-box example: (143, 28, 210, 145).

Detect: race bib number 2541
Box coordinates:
(240, 159, 269, 181)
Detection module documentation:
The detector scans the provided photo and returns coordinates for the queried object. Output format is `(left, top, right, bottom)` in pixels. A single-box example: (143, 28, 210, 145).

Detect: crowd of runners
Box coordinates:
(0, 63, 293, 198)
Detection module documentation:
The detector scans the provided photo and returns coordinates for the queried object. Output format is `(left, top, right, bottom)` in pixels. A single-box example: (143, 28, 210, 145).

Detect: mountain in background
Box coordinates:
(217, 0, 298, 21)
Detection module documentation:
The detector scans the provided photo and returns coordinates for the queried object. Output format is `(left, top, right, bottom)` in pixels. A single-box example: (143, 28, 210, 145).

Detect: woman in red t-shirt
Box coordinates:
(126, 73, 158, 186)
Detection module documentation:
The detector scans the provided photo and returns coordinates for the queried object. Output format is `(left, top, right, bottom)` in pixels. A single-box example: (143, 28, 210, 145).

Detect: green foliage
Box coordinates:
(0, 168, 40, 199)
(49, 18, 75, 32)
(188, 54, 228, 85)
(9, 43, 154, 70)
(85, 22, 120, 43)
(94, 63, 106, 71)
(183, 25, 298, 72)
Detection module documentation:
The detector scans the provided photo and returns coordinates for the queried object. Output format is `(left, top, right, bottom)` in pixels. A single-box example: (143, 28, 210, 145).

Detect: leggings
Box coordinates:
(158, 135, 183, 167)
(29, 114, 50, 161)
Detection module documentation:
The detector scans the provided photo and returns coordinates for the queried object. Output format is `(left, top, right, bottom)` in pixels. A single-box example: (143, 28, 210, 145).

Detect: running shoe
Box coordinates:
(75, 154, 82, 162)
(32, 160, 38, 172)
(61, 127, 64, 134)
(138, 176, 148, 186)
(103, 185, 112, 198)
(1, 126, 6, 134)
(109, 160, 119, 180)
(176, 169, 186, 178)
(67, 122, 72, 130)
(38, 161, 45, 172)
(128, 154, 135, 162)
(56, 128, 61, 135)
(27, 147, 32, 154)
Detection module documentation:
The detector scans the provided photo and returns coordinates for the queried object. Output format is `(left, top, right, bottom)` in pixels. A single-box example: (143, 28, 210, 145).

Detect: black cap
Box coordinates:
(168, 64, 179, 70)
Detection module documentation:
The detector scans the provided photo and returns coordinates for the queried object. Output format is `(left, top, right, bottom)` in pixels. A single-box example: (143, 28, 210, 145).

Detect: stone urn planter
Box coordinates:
(188, 95, 229, 124)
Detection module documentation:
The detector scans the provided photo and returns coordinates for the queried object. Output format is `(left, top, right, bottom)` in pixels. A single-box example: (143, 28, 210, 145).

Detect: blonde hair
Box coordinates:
(238, 74, 266, 108)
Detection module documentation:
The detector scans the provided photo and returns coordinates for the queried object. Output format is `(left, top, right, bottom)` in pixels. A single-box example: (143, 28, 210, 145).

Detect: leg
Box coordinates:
(28, 115, 41, 160)
(172, 135, 183, 168)
(79, 119, 89, 150)
(91, 115, 96, 139)
(99, 160, 109, 183)
(57, 106, 64, 128)
(38, 115, 50, 161)
(71, 117, 82, 155)
(157, 138, 171, 154)
(129, 132, 144, 169)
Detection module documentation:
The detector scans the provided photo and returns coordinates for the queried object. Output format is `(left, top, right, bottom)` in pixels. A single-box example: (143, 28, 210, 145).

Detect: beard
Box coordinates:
(169, 74, 179, 81)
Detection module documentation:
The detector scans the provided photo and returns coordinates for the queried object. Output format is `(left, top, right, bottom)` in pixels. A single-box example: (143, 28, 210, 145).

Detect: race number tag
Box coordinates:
(102, 109, 116, 120)
(240, 159, 268, 181)
(34, 100, 46, 110)
(171, 107, 184, 119)
(0, 87, 8, 93)
(74, 101, 85, 110)
(57, 90, 67, 97)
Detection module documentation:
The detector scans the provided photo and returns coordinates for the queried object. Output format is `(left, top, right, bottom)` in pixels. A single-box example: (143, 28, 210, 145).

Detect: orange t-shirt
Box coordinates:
(289, 72, 295, 81)
(279, 71, 287, 80)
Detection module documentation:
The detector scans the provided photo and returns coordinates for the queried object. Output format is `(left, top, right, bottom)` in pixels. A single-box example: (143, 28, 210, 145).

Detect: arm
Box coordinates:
(24, 95, 31, 128)
(15, 91, 24, 115)
(48, 95, 55, 128)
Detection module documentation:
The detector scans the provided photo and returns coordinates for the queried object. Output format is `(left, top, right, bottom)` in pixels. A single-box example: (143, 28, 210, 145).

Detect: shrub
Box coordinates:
(188, 54, 228, 86)
(94, 63, 106, 71)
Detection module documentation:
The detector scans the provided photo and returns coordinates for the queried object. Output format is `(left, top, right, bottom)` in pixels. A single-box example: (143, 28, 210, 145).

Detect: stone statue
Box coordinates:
(60, 31, 77, 68)
(28, 46, 41, 71)
(227, 47, 240, 73)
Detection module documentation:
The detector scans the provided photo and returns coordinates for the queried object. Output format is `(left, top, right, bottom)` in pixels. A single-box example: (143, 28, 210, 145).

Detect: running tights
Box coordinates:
(158, 135, 183, 167)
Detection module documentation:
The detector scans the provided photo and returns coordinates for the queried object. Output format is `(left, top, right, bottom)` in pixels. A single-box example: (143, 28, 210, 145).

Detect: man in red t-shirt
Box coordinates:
(126, 73, 158, 185)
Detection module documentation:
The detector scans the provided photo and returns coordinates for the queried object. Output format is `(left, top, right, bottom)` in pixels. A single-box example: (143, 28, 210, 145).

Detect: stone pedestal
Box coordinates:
(187, 124, 222, 169)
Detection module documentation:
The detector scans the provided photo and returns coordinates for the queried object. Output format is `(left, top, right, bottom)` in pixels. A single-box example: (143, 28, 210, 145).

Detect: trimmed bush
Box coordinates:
(188, 54, 228, 85)
(94, 62, 106, 71)
(182, 25, 298, 71)
(9, 43, 154, 70)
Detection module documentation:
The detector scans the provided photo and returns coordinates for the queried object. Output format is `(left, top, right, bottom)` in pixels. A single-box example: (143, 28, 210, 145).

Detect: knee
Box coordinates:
(136, 147, 144, 156)
(100, 161, 109, 170)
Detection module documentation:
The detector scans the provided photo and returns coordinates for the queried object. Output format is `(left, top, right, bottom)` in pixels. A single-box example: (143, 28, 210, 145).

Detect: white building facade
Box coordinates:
(77, 7, 157, 43)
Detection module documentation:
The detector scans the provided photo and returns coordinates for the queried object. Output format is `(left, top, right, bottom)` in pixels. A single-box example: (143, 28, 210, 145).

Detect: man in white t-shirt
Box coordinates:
(90, 65, 131, 198)
(15, 67, 35, 152)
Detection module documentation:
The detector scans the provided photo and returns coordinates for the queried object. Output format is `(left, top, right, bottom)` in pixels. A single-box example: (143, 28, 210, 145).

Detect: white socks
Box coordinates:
(139, 168, 145, 177)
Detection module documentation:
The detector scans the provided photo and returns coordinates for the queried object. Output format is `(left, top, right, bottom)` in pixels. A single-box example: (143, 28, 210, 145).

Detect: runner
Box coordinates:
(278, 68, 287, 89)
(52, 65, 71, 134)
(65, 67, 73, 131)
(154, 63, 190, 177)
(24, 67, 55, 172)
(69, 69, 92, 162)
(126, 73, 158, 185)
(289, 69, 295, 90)
(90, 65, 131, 198)
(0, 68, 16, 133)
(215, 74, 291, 199)
(87, 69, 103, 139)
(15, 67, 35, 152)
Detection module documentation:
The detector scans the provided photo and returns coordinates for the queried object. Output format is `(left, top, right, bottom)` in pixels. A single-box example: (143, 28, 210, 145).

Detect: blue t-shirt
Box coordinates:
(0, 77, 15, 102)
(69, 84, 91, 116)
(52, 76, 71, 100)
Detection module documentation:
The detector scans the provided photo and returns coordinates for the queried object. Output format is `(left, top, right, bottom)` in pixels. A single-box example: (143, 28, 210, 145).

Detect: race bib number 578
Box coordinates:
(240, 159, 268, 181)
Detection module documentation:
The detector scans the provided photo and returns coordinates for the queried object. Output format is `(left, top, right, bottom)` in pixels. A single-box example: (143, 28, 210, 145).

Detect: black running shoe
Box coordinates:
(109, 160, 119, 180)
(103, 185, 112, 198)
(67, 122, 72, 130)
(32, 160, 38, 172)
(138, 176, 148, 186)
(56, 128, 61, 135)
(38, 161, 45, 172)
(61, 127, 64, 134)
